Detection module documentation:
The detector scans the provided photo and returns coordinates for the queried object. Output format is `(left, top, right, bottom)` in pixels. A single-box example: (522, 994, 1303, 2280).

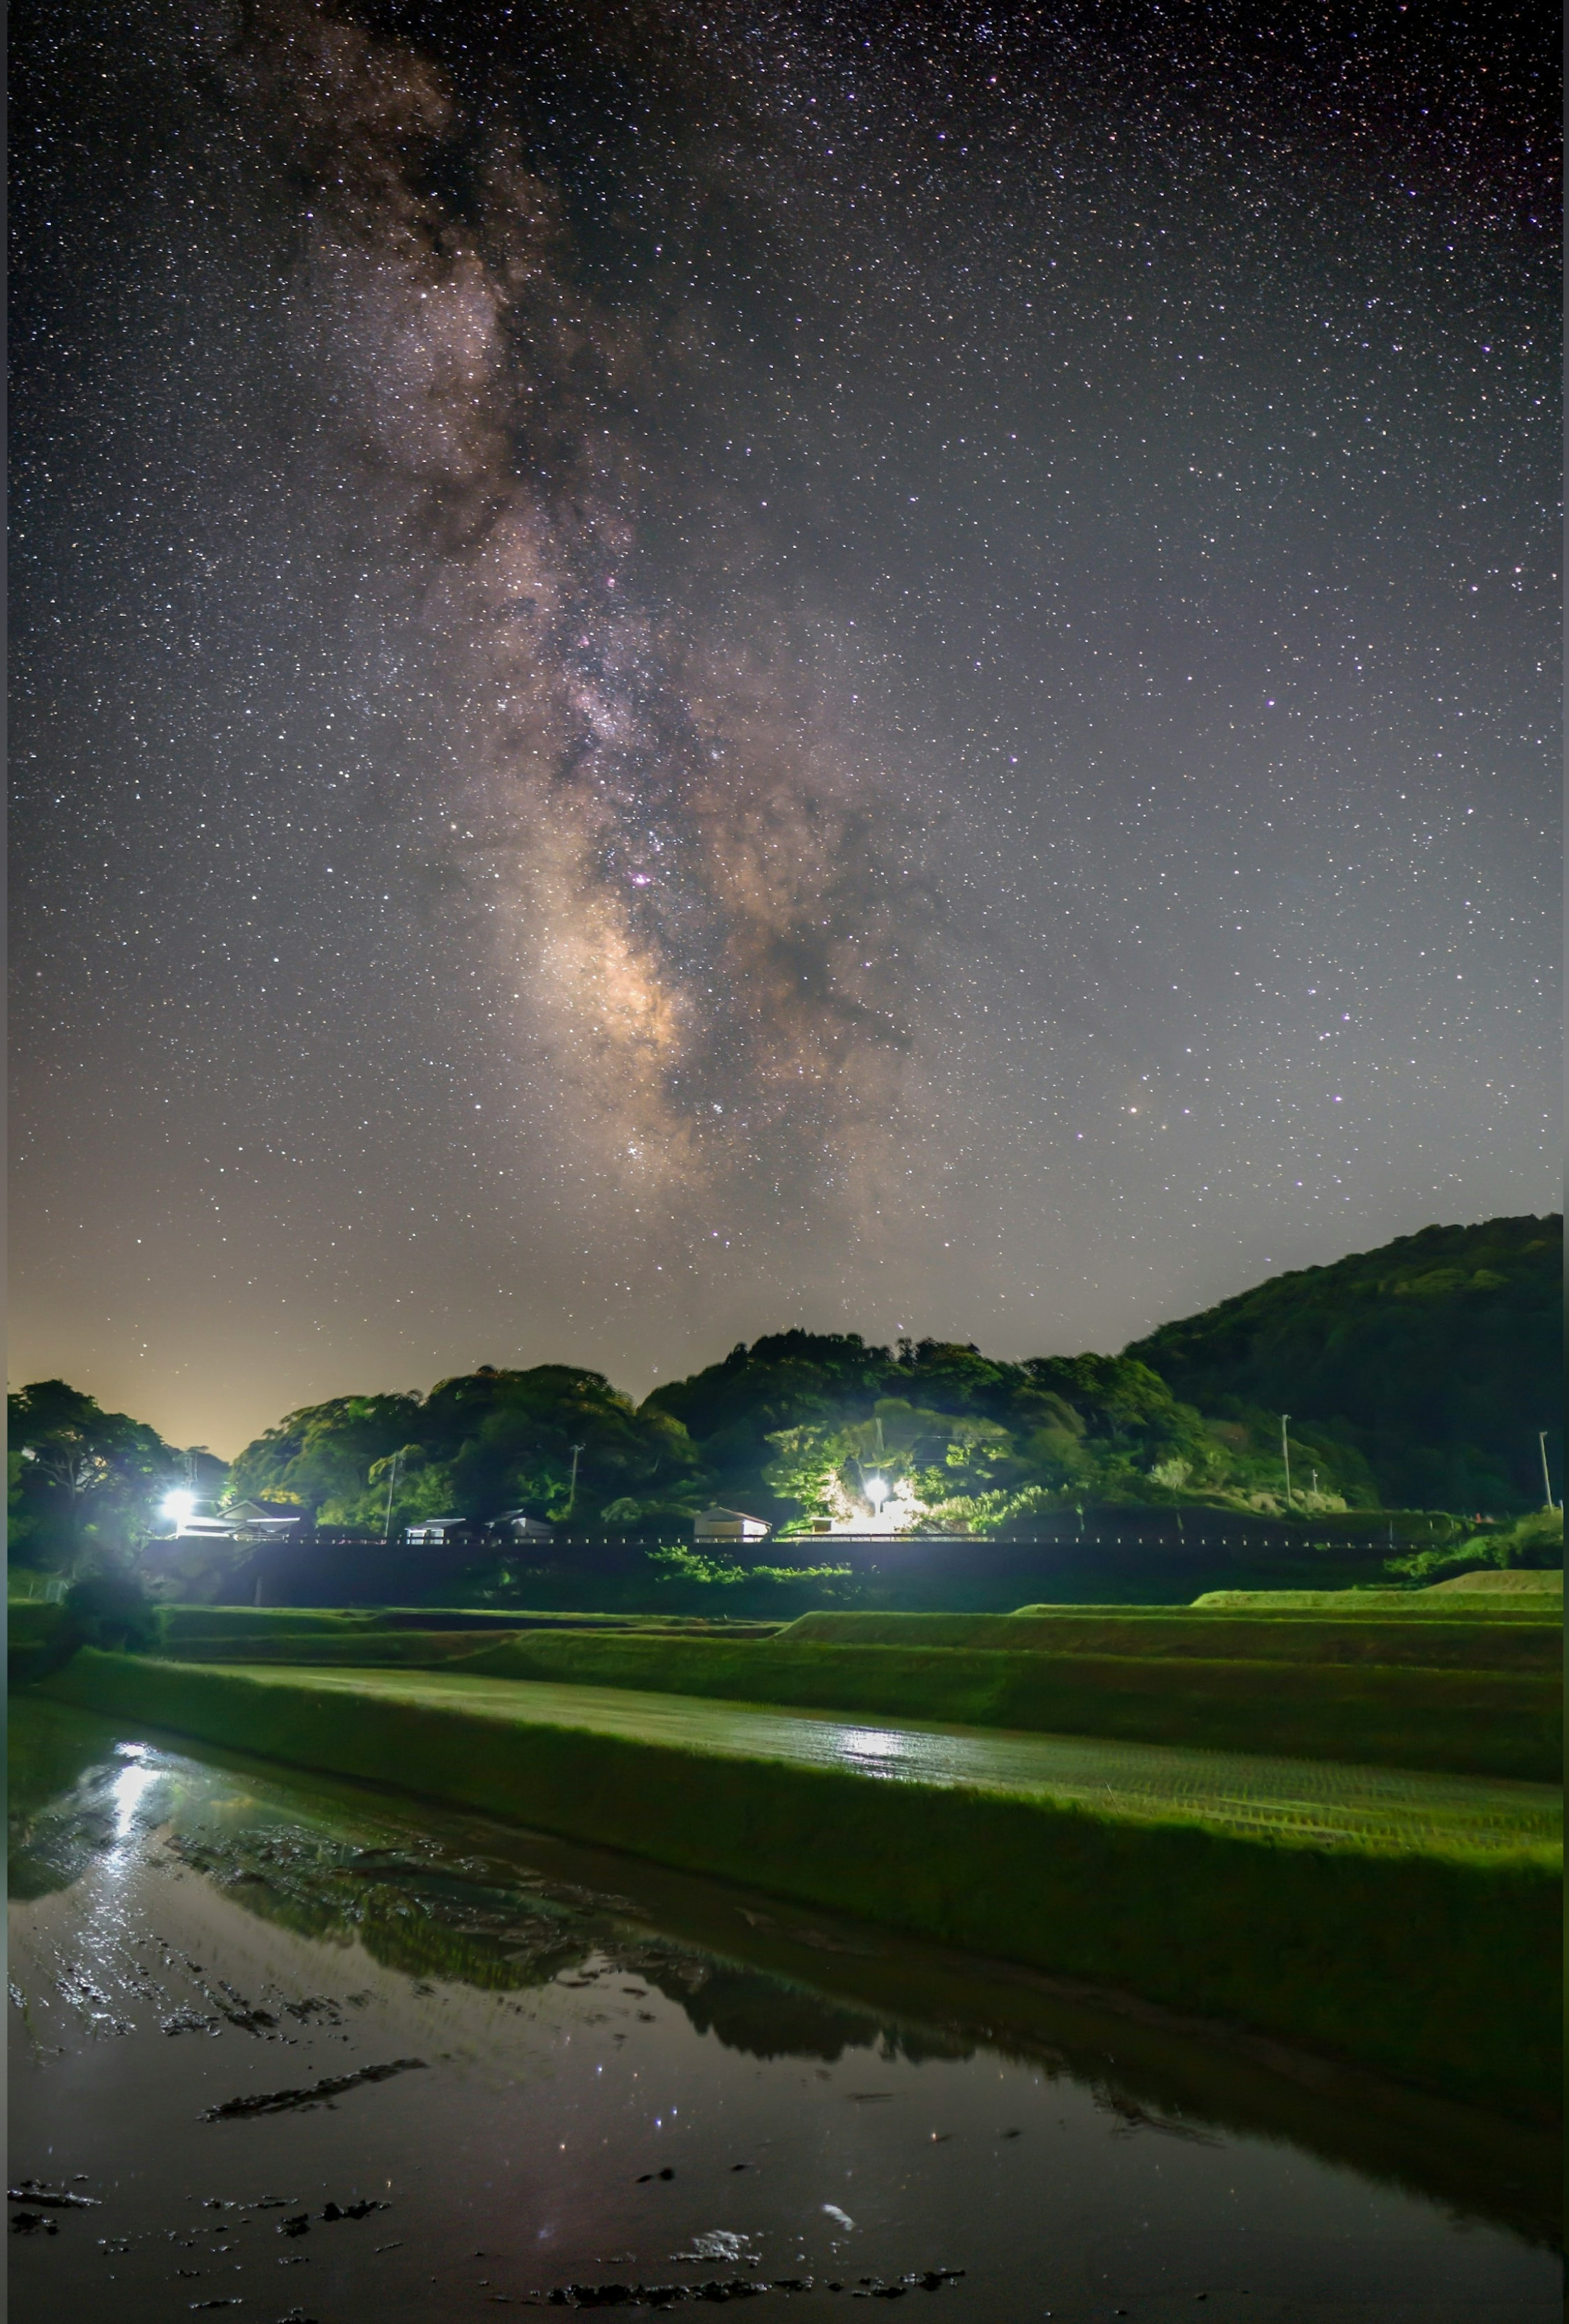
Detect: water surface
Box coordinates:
(9, 1695, 1560, 2323)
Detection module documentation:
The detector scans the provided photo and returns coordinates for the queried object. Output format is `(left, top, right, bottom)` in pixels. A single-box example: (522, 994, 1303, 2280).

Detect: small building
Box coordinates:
(223, 1500, 304, 1540)
(403, 1515, 475, 1546)
(693, 1505, 771, 1544)
(164, 1499, 300, 1541)
(497, 1511, 555, 1543)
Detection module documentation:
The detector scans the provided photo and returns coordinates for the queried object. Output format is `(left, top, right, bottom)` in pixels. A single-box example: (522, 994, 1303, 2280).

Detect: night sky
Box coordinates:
(11, 1, 1559, 1456)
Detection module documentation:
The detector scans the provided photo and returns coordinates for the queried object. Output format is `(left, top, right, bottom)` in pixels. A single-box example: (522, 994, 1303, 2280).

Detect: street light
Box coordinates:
(1280, 1415, 1292, 1509)
(865, 1474, 888, 1517)
(161, 1488, 196, 1525)
(1539, 1431, 1558, 1511)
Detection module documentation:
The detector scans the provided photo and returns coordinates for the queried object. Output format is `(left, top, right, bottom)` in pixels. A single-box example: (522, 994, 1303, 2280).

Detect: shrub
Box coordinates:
(1389, 1505, 1563, 1583)
(63, 1567, 157, 1652)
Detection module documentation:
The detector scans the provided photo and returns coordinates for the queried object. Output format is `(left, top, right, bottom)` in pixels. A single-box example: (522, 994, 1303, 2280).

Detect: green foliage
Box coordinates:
(63, 1567, 157, 1652)
(7, 1599, 83, 1687)
(38, 1652, 1562, 2113)
(645, 1547, 858, 1609)
(643, 1332, 894, 1518)
(226, 1365, 707, 1531)
(228, 1391, 425, 1520)
(657, 1331, 1376, 1530)
(762, 1398, 1017, 1527)
(1388, 1505, 1564, 1584)
(1125, 1214, 1563, 1512)
(28, 1211, 1559, 1589)
(7, 1379, 186, 1573)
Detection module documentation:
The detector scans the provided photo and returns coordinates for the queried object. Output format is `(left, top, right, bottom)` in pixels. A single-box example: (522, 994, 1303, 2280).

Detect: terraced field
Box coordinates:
(177, 1664, 1560, 1856)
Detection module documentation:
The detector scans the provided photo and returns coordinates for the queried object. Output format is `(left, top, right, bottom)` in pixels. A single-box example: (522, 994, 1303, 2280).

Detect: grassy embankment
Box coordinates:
(442, 1631, 1558, 1781)
(146, 1622, 1554, 1780)
(150, 1605, 776, 1645)
(21, 1598, 1561, 1772)
(776, 1609, 1560, 1666)
(1423, 1568, 1564, 1594)
(3, 1601, 768, 1689)
(118, 1601, 1563, 1778)
(36, 1648, 1560, 2118)
(146, 1601, 1558, 1667)
(1190, 1574, 1562, 1611)
(7, 1600, 79, 1686)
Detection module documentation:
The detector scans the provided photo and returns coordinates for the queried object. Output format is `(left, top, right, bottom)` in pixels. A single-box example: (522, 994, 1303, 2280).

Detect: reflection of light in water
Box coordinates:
(836, 1728, 905, 1762)
(112, 1758, 160, 1836)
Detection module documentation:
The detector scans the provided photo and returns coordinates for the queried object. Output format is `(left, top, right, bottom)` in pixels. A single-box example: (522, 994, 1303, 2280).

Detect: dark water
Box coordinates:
(8, 1698, 1561, 2323)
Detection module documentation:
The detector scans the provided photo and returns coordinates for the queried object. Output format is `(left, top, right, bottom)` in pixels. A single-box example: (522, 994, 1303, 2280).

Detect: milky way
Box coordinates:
(11, 0, 1559, 1450)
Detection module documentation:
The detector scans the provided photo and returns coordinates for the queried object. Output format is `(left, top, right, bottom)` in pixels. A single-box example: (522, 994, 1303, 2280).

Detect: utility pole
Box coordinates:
(382, 1449, 404, 1546)
(1539, 1431, 1557, 1511)
(567, 1443, 585, 1517)
(1281, 1415, 1292, 1509)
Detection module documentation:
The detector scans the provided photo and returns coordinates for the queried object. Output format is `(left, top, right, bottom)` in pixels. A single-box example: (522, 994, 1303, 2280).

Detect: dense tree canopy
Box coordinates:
(7, 1379, 185, 1573)
(646, 1334, 1376, 1530)
(228, 1365, 706, 1531)
(43, 1216, 1553, 1563)
(1124, 1214, 1562, 1512)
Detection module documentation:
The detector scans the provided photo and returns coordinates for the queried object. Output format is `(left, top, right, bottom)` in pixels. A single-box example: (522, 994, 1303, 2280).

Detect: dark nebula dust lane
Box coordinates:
(9, 0, 1559, 1449)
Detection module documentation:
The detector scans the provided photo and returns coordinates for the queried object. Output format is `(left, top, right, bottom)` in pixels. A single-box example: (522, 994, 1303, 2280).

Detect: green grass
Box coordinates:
(148, 1604, 780, 1643)
(424, 1629, 1558, 1780)
(122, 1617, 1563, 1778)
(7, 1600, 77, 1686)
(1424, 1568, 1564, 1595)
(1188, 1583, 1561, 1613)
(35, 1649, 1561, 2118)
(154, 1629, 511, 1668)
(777, 1609, 1560, 1669)
(139, 1664, 1559, 1855)
(152, 1605, 388, 1641)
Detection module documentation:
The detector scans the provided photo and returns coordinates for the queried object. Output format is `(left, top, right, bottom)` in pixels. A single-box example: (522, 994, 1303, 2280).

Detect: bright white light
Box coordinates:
(865, 1474, 888, 1512)
(161, 1489, 196, 1522)
(112, 1758, 159, 1837)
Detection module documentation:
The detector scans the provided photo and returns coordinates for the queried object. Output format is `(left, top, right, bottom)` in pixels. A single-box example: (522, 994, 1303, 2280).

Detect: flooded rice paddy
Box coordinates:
(9, 1694, 1561, 2323)
(197, 1666, 1562, 1854)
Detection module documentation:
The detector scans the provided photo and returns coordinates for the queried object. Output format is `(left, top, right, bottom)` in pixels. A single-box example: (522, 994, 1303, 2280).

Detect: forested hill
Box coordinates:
(1124, 1214, 1562, 1512)
(16, 1220, 1554, 1568)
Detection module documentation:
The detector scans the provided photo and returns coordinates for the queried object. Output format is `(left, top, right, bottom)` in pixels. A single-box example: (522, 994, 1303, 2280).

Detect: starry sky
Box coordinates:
(11, 0, 1559, 1456)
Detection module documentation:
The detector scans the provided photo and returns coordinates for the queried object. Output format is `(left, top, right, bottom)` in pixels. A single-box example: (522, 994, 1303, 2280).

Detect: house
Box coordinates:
(403, 1515, 475, 1547)
(497, 1512, 555, 1543)
(160, 1499, 300, 1541)
(222, 1500, 304, 1539)
(693, 1505, 771, 1544)
(404, 1511, 552, 1546)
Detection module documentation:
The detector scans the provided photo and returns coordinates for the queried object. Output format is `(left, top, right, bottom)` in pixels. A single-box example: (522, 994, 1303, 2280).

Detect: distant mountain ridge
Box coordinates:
(1124, 1214, 1562, 1512)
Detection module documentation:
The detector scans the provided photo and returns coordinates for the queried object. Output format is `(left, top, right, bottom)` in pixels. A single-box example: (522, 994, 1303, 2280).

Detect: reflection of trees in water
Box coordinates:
(166, 1832, 596, 1992)
(13, 1746, 975, 2066)
(10, 1703, 1559, 2253)
(9, 1703, 962, 2061)
(10, 1787, 124, 1902)
(9, 1704, 975, 2064)
(638, 1957, 973, 2066)
(183, 1830, 968, 2067)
